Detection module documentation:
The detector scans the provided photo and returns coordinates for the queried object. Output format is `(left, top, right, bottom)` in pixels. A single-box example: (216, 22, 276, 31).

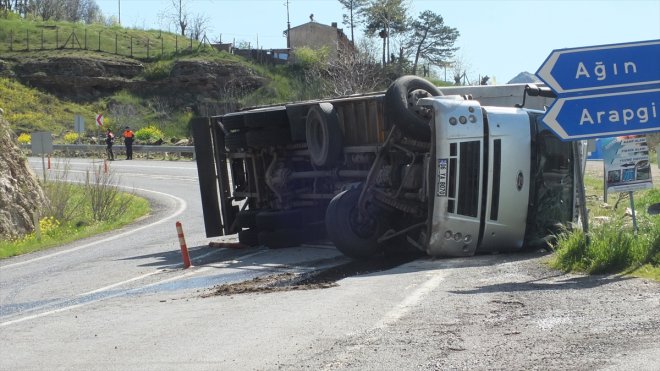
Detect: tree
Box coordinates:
(406, 10, 459, 75)
(21, 0, 100, 22)
(159, 0, 189, 36)
(338, 0, 367, 44)
(189, 13, 210, 41)
(360, 0, 408, 66)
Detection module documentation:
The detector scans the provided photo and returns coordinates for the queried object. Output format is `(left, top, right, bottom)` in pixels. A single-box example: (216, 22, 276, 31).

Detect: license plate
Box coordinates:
(437, 158, 448, 197)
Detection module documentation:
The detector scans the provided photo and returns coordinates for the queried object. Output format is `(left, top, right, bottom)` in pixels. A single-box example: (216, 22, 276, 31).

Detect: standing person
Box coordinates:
(122, 126, 135, 160)
(105, 128, 115, 161)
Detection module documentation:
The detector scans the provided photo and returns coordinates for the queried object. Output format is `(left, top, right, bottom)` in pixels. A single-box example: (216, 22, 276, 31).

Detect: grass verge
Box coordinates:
(0, 190, 149, 259)
(550, 182, 660, 280)
(0, 165, 150, 260)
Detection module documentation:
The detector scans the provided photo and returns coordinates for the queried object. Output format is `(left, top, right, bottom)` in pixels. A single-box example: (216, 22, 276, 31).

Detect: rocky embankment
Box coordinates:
(0, 52, 267, 105)
(0, 114, 48, 239)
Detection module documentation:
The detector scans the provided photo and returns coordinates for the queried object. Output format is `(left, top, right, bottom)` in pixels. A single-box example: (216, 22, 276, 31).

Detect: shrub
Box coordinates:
(143, 60, 174, 81)
(135, 125, 164, 143)
(84, 166, 132, 222)
(17, 132, 31, 144)
(63, 132, 79, 144)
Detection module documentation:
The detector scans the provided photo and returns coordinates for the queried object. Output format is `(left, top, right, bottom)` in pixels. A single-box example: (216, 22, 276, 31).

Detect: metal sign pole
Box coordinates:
(574, 142, 589, 234)
(41, 141, 46, 183)
(629, 191, 638, 235)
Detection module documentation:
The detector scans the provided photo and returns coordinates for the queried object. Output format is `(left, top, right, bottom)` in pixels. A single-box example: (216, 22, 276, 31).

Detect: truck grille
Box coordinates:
(457, 141, 480, 217)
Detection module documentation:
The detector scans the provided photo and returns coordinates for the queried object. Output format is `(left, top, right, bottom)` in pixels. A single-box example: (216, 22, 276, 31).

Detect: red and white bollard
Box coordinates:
(176, 221, 192, 269)
(47, 155, 51, 170)
(103, 159, 108, 174)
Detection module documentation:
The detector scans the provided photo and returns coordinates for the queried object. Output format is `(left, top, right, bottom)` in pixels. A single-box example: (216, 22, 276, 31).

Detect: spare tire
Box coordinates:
(306, 103, 343, 168)
(384, 76, 442, 141)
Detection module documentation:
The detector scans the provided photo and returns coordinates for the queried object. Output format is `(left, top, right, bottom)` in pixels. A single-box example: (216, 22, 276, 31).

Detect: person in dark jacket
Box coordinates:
(122, 126, 135, 160)
(105, 128, 115, 161)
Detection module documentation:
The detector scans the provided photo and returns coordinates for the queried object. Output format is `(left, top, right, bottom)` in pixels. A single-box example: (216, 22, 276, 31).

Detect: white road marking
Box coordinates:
(77, 270, 164, 296)
(373, 271, 447, 330)
(0, 266, 205, 327)
(0, 187, 187, 270)
(0, 249, 270, 327)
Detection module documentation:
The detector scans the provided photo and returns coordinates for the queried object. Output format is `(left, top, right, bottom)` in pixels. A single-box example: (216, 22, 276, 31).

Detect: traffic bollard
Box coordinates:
(176, 221, 192, 269)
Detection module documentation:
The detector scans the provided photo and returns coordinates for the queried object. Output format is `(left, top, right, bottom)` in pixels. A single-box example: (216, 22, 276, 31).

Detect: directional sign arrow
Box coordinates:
(542, 88, 660, 141)
(536, 40, 660, 94)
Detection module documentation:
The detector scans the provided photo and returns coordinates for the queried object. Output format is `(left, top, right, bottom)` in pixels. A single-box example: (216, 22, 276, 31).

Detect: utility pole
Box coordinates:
(118, 0, 121, 24)
(285, 0, 291, 49)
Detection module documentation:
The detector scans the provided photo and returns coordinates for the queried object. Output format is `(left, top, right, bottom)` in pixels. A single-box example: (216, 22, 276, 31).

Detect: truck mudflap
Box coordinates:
(191, 117, 228, 237)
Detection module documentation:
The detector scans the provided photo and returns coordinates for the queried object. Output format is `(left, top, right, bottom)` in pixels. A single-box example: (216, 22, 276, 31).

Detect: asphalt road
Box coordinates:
(0, 158, 658, 370)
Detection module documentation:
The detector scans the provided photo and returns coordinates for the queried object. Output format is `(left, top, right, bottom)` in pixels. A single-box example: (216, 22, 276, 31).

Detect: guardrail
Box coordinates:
(23, 144, 196, 160)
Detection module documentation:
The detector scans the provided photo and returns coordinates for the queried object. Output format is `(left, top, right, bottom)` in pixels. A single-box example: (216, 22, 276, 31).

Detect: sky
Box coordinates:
(97, 0, 660, 84)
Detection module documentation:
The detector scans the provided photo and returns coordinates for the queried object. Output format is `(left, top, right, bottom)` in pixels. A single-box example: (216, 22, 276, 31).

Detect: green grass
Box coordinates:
(0, 77, 100, 135)
(0, 18, 206, 60)
(0, 190, 150, 259)
(550, 183, 660, 280)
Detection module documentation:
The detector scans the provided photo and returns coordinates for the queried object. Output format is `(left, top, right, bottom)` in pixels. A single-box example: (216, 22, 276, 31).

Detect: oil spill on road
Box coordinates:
(203, 254, 417, 297)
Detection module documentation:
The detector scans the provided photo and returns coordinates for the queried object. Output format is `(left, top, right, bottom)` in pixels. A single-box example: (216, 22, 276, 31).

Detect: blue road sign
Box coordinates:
(536, 40, 660, 94)
(542, 88, 660, 141)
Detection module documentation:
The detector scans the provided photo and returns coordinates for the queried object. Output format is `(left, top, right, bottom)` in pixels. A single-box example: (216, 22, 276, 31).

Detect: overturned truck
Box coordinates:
(192, 76, 578, 259)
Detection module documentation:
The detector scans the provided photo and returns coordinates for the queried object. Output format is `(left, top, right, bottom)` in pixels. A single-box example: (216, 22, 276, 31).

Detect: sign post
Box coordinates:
(74, 114, 85, 144)
(31, 132, 53, 183)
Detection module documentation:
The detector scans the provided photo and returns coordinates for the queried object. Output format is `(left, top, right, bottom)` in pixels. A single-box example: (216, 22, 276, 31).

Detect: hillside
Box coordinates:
(0, 18, 293, 139)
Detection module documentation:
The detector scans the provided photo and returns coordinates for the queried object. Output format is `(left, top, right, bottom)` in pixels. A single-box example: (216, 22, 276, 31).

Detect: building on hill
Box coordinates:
(286, 21, 354, 61)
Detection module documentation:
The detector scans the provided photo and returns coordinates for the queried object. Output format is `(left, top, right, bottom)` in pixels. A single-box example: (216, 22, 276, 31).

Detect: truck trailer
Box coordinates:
(192, 76, 579, 259)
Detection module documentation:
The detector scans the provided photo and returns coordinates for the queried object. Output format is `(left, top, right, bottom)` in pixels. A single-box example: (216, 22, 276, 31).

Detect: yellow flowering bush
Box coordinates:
(63, 132, 79, 144)
(39, 216, 61, 237)
(135, 125, 164, 143)
(17, 132, 31, 144)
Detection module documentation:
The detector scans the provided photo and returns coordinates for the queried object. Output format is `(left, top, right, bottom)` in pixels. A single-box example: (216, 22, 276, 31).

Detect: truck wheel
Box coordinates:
(258, 228, 303, 249)
(384, 75, 442, 141)
(258, 224, 326, 249)
(306, 103, 343, 168)
(256, 208, 321, 230)
(246, 127, 291, 148)
(325, 188, 388, 259)
(238, 228, 260, 246)
(236, 209, 260, 228)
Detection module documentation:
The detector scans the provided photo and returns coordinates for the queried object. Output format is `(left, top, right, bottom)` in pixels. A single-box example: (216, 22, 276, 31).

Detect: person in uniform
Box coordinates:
(105, 128, 115, 161)
(122, 126, 135, 160)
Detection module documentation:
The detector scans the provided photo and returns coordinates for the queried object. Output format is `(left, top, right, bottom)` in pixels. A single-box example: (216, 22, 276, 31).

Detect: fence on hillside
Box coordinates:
(4, 27, 214, 60)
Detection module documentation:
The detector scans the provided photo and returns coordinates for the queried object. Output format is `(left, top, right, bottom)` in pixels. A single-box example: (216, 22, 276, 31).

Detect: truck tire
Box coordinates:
(244, 107, 289, 128)
(236, 209, 260, 228)
(258, 224, 326, 249)
(258, 228, 303, 249)
(306, 103, 343, 168)
(224, 131, 247, 151)
(384, 75, 442, 141)
(246, 127, 291, 148)
(238, 228, 260, 247)
(256, 208, 325, 231)
(325, 188, 388, 260)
